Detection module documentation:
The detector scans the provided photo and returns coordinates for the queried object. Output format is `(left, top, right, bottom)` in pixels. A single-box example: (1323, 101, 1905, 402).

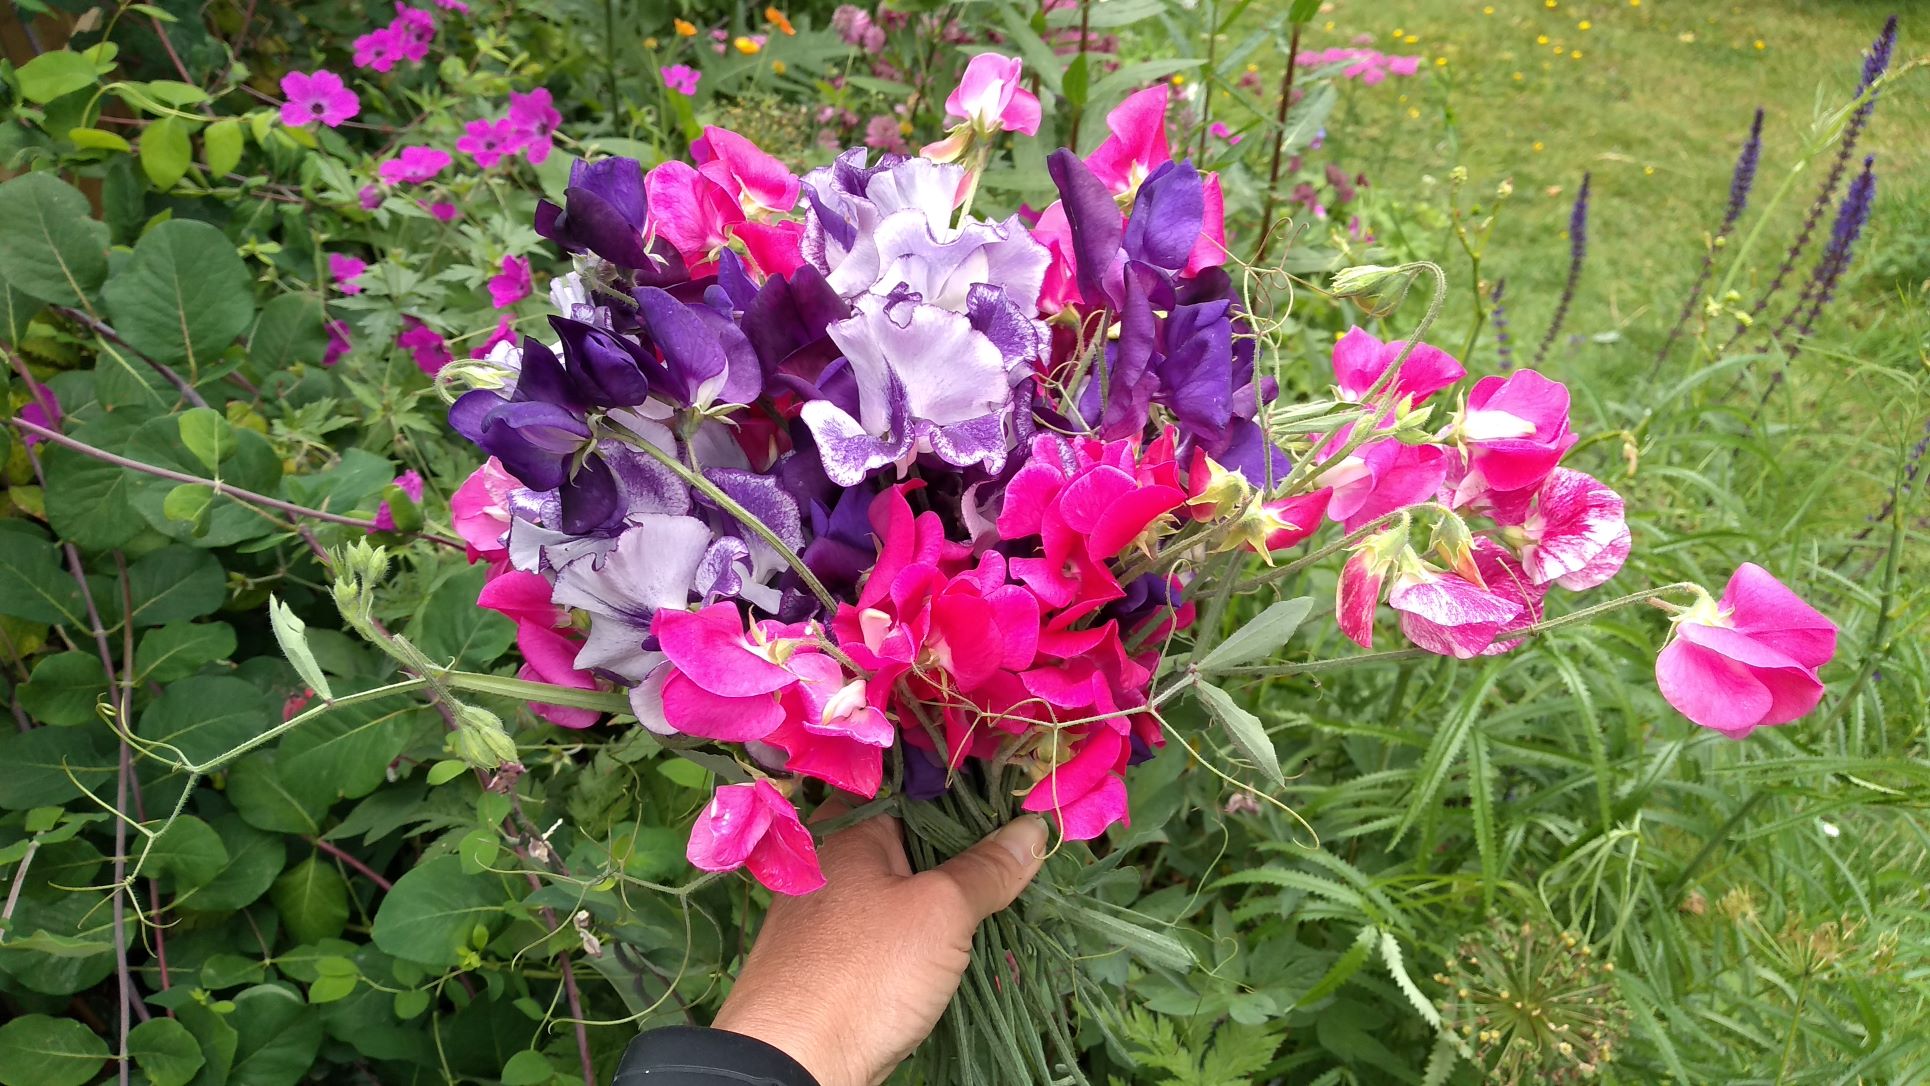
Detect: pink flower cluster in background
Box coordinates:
(1295, 47, 1424, 84)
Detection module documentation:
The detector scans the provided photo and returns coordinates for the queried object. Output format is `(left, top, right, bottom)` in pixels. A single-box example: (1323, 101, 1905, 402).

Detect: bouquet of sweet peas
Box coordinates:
(423, 51, 1838, 1075)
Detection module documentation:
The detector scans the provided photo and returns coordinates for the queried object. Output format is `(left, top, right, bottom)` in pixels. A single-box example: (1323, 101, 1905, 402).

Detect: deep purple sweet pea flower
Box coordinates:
(536, 157, 686, 284)
(633, 287, 763, 408)
(548, 315, 660, 407)
(1123, 160, 1206, 271)
(449, 336, 621, 535)
(1046, 148, 1125, 307)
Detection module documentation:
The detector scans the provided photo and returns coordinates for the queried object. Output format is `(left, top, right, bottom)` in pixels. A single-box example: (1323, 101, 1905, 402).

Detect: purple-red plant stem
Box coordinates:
(49, 307, 208, 409)
(6, 417, 465, 548)
(1255, 22, 1305, 264)
(307, 836, 395, 892)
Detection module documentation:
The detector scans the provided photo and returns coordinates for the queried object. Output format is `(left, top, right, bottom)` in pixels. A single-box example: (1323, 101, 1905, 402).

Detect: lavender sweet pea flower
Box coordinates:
(800, 151, 961, 275)
(550, 513, 714, 679)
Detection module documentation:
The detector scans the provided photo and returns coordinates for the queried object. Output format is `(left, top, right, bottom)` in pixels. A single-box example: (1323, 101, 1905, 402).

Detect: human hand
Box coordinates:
(710, 807, 1050, 1086)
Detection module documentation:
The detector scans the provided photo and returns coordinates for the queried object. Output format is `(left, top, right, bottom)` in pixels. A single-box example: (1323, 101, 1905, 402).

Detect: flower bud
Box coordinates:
(1329, 263, 1403, 298)
(450, 705, 518, 768)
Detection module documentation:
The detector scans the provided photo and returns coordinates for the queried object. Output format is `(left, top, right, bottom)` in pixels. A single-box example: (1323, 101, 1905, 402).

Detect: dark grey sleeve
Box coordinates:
(611, 1026, 823, 1085)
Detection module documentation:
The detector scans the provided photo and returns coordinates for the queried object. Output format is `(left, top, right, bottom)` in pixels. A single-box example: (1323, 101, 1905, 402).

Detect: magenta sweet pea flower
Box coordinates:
(1020, 726, 1129, 840)
(279, 69, 360, 128)
(1087, 84, 1171, 195)
(660, 64, 702, 96)
(371, 470, 423, 531)
(457, 117, 515, 168)
(943, 52, 1043, 136)
(450, 457, 518, 563)
(1321, 438, 1451, 532)
(1655, 564, 1837, 738)
(1457, 369, 1578, 492)
(397, 317, 453, 375)
(516, 621, 603, 729)
(686, 780, 825, 895)
(328, 252, 367, 295)
(354, 27, 404, 72)
(378, 145, 452, 185)
(646, 604, 803, 742)
(691, 126, 801, 215)
(507, 88, 561, 164)
(644, 160, 744, 272)
(488, 254, 532, 309)
(1334, 523, 1407, 648)
(1331, 326, 1466, 405)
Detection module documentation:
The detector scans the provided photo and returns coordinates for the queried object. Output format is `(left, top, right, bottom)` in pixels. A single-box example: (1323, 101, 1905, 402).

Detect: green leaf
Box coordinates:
(139, 80, 208, 107)
(1194, 680, 1285, 787)
(204, 118, 244, 177)
(1295, 925, 1378, 1008)
(0, 1014, 109, 1086)
(268, 596, 333, 700)
(18, 651, 108, 726)
(133, 621, 237, 684)
(371, 854, 505, 967)
(0, 723, 117, 809)
(0, 173, 109, 304)
(161, 484, 215, 535)
(248, 293, 329, 370)
(307, 972, 357, 1004)
(40, 443, 143, 550)
(171, 815, 285, 913)
(407, 563, 515, 669)
(1288, 0, 1321, 22)
(140, 814, 229, 890)
(227, 752, 330, 835)
(140, 115, 194, 190)
(1390, 661, 1502, 848)
(1378, 931, 1442, 1029)
(128, 1017, 205, 1086)
(14, 51, 99, 103)
(501, 1050, 555, 1085)
(172, 1001, 237, 1086)
(199, 952, 266, 989)
(0, 525, 85, 625)
(102, 218, 255, 369)
(136, 674, 272, 767)
(280, 702, 424, 802)
(124, 545, 227, 627)
(426, 760, 468, 786)
(227, 984, 325, 1086)
(125, 417, 283, 547)
(67, 127, 132, 152)
(271, 857, 350, 944)
(178, 406, 236, 471)
(1197, 597, 1314, 671)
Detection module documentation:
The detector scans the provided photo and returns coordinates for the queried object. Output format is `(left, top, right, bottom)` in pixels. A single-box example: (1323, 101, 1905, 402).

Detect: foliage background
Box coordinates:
(0, 1, 1924, 1084)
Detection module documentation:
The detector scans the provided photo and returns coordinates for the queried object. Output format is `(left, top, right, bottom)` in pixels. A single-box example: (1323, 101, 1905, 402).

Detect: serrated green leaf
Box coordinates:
(1391, 660, 1502, 848)
(1296, 925, 1378, 1008)
(1379, 930, 1442, 1029)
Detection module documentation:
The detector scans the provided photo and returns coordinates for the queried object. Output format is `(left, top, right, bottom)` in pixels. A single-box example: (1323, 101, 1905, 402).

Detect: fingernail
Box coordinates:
(996, 815, 1049, 865)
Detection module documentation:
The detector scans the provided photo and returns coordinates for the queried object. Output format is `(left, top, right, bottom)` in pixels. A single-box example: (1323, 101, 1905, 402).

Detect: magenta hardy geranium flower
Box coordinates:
(390, 3, 437, 62)
(378, 145, 452, 185)
(457, 117, 514, 168)
(397, 317, 453, 375)
(507, 88, 561, 164)
(353, 27, 404, 71)
(1656, 565, 1837, 738)
(370, 469, 423, 532)
(279, 69, 360, 128)
(327, 252, 367, 295)
(422, 200, 460, 222)
(487, 254, 532, 308)
(686, 780, 825, 896)
(660, 64, 701, 96)
(14, 383, 60, 444)
(357, 185, 382, 210)
(323, 320, 352, 366)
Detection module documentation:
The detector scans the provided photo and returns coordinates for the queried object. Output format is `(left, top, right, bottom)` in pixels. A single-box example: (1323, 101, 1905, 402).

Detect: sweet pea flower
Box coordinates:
(1490, 468, 1631, 590)
(944, 52, 1043, 136)
(328, 253, 367, 295)
(1087, 84, 1172, 196)
(1387, 560, 1523, 659)
(1020, 726, 1130, 840)
(1331, 326, 1466, 405)
(692, 126, 800, 215)
(488, 254, 533, 308)
(515, 620, 603, 729)
(379, 145, 452, 186)
(1656, 564, 1836, 738)
(1456, 369, 1577, 492)
(660, 64, 701, 96)
(279, 70, 360, 128)
(458, 117, 515, 168)
(450, 457, 519, 562)
(397, 317, 453, 375)
(371, 470, 423, 532)
(686, 780, 825, 895)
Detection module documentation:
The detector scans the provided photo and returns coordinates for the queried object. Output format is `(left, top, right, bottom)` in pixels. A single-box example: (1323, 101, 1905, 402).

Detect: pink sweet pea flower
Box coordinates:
(397, 317, 453, 375)
(487, 254, 532, 309)
(476, 569, 563, 629)
(279, 70, 361, 128)
(1334, 523, 1407, 648)
(1493, 468, 1631, 590)
(450, 457, 518, 563)
(1458, 369, 1577, 492)
(943, 52, 1043, 136)
(1655, 564, 1837, 738)
(1185, 172, 1229, 276)
(1321, 439, 1452, 532)
(1388, 563, 1523, 659)
(1469, 537, 1545, 656)
(1331, 326, 1466, 404)
(378, 145, 452, 185)
(14, 383, 60, 444)
(644, 160, 744, 272)
(660, 64, 702, 96)
(647, 604, 802, 742)
(328, 253, 367, 295)
(457, 117, 515, 168)
(686, 780, 825, 895)
(1020, 726, 1130, 840)
(691, 126, 801, 215)
(1086, 84, 1172, 195)
(353, 27, 404, 72)
(516, 622, 603, 729)
(371, 469, 423, 532)
(507, 88, 561, 164)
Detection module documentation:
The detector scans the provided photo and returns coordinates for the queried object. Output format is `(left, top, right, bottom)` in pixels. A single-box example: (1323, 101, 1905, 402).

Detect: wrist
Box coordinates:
(714, 1000, 852, 1086)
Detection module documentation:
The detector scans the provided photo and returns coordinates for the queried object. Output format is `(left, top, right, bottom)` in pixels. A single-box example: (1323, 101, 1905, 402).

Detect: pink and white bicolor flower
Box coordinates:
(1493, 468, 1631, 590)
(1455, 369, 1578, 493)
(1655, 564, 1836, 739)
(944, 52, 1042, 136)
(1387, 558, 1523, 660)
(686, 779, 825, 895)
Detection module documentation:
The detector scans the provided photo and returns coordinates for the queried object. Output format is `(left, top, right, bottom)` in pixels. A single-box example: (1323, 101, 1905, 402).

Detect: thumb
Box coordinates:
(928, 815, 1050, 923)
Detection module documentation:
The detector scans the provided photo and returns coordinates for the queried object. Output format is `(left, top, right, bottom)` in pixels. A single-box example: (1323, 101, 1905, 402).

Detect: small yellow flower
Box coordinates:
(1435, 56, 1447, 67)
(1512, 70, 1525, 80)
(1407, 106, 1421, 119)
(764, 6, 796, 35)
(1483, 5, 1495, 13)
(733, 35, 761, 54)
(897, 120, 912, 136)
(674, 18, 697, 36)
(771, 59, 787, 75)
(1644, 164, 1656, 175)
(1536, 34, 1549, 44)
(1404, 34, 1419, 44)
(1170, 74, 1186, 86)
(1544, 0, 1556, 8)
(1246, 63, 1259, 73)
(1679, 31, 1695, 43)
(643, 36, 658, 49)
(1532, 140, 1545, 152)
(1324, 20, 1335, 30)
(1629, 0, 1640, 6)
(1578, 20, 1591, 30)
(1754, 39, 1766, 50)
(1393, 27, 1404, 37)
(1571, 50, 1582, 59)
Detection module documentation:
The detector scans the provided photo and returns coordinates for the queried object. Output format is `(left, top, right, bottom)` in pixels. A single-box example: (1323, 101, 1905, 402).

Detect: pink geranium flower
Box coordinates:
(390, 4, 437, 62)
(450, 457, 518, 563)
(279, 70, 360, 128)
(328, 253, 367, 295)
(942, 52, 1043, 136)
(421, 200, 460, 222)
(1208, 121, 1242, 145)
(14, 383, 60, 444)
(457, 117, 515, 168)
(324, 320, 352, 366)
(1457, 369, 1577, 493)
(397, 317, 452, 375)
(477, 316, 518, 359)
(371, 470, 423, 532)
(686, 780, 825, 895)
(488, 254, 532, 308)
(378, 145, 452, 185)
(1655, 564, 1837, 738)
(660, 64, 701, 96)
(507, 88, 561, 164)
(357, 185, 383, 210)
(354, 28, 404, 72)
(691, 126, 800, 215)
